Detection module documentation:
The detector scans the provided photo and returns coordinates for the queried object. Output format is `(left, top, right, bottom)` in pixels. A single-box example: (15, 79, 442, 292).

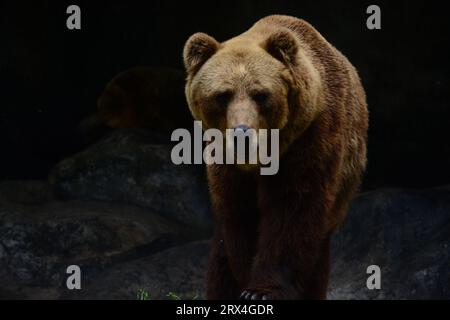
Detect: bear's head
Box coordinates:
(183, 28, 323, 159)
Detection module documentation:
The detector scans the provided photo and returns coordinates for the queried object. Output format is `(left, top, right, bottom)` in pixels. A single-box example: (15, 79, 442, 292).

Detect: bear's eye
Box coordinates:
(252, 91, 269, 106)
(214, 91, 233, 108)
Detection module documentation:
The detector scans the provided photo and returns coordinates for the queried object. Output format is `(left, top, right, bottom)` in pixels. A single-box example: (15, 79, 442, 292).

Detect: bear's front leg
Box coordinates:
(240, 233, 332, 300)
(206, 230, 240, 299)
(206, 164, 260, 299)
(241, 165, 338, 300)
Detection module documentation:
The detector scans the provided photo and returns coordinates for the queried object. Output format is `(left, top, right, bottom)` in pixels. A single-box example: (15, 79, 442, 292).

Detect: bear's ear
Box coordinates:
(263, 30, 298, 66)
(183, 32, 220, 75)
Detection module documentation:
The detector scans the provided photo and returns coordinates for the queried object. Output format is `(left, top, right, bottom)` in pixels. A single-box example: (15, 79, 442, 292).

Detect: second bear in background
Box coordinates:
(82, 67, 193, 136)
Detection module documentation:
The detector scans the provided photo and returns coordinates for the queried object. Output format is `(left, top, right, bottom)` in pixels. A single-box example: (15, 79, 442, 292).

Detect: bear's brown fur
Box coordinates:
(183, 15, 368, 299)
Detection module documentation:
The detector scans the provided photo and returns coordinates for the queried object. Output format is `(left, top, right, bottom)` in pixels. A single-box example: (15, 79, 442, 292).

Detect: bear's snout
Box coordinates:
(233, 124, 251, 132)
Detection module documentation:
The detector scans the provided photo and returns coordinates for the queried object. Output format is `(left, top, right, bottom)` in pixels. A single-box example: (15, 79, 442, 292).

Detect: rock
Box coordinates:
(328, 186, 450, 299)
(1, 180, 448, 299)
(49, 129, 213, 234)
(0, 181, 194, 299)
(62, 241, 209, 300)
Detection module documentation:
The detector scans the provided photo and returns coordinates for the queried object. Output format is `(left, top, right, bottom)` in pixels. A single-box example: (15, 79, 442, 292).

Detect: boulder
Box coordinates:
(49, 129, 213, 234)
(0, 181, 194, 299)
(1, 181, 449, 299)
(328, 186, 450, 299)
(62, 241, 208, 300)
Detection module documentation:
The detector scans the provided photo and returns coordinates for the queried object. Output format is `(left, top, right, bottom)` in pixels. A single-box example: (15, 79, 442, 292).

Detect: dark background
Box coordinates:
(1, 0, 449, 190)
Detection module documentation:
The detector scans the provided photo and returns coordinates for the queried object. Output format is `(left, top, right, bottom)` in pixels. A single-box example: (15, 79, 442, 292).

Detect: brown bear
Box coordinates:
(80, 67, 195, 144)
(96, 67, 192, 132)
(183, 15, 368, 300)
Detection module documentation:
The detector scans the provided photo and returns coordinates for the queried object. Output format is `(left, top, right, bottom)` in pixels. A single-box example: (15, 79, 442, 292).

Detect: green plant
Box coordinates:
(166, 292, 181, 300)
(137, 288, 150, 300)
(137, 289, 199, 300)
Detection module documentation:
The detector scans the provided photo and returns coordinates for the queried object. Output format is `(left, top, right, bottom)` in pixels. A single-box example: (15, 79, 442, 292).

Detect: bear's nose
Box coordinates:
(233, 125, 251, 133)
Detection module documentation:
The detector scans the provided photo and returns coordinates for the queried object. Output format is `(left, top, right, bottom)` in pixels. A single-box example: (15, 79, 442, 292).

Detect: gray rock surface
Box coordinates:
(0, 180, 449, 299)
(0, 181, 196, 299)
(49, 129, 213, 234)
(63, 241, 208, 300)
(329, 186, 450, 299)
